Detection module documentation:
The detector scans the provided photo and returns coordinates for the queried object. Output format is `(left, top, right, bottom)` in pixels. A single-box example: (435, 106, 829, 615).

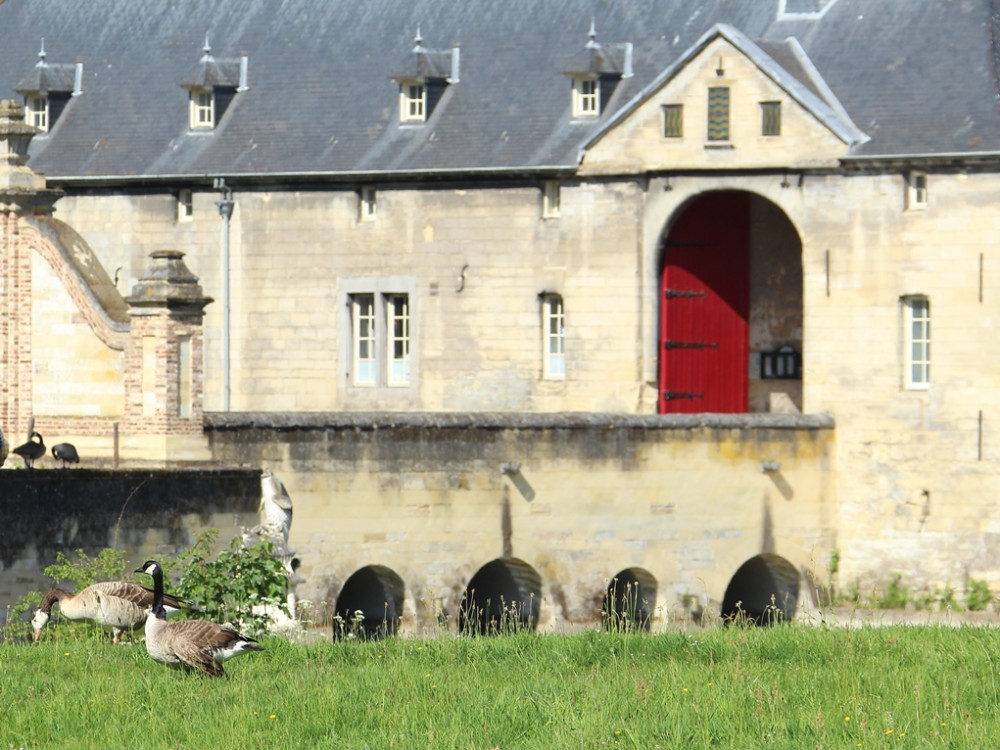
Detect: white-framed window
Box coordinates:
(542, 181, 561, 219)
(542, 294, 566, 380)
(176, 188, 194, 222)
(351, 294, 377, 386)
(387, 294, 411, 387)
(400, 81, 426, 122)
(25, 94, 48, 132)
(360, 185, 377, 221)
(572, 77, 599, 117)
(902, 295, 930, 389)
(907, 171, 927, 210)
(345, 282, 414, 390)
(189, 89, 214, 129)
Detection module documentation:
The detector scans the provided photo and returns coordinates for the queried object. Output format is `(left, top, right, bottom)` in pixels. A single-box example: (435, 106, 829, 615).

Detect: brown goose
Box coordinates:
(135, 560, 264, 677)
(32, 581, 188, 644)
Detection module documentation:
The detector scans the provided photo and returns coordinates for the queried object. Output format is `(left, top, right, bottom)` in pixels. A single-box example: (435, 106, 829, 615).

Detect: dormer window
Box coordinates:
(400, 82, 426, 123)
(391, 28, 460, 125)
(572, 77, 599, 118)
(25, 94, 48, 131)
(189, 89, 214, 129)
(562, 21, 633, 120)
(15, 40, 82, 134)
(179, 38, 247, 132)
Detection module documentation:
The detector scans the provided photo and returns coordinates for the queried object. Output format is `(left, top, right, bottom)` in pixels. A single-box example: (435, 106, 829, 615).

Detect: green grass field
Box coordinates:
(3, 624, 999, 749)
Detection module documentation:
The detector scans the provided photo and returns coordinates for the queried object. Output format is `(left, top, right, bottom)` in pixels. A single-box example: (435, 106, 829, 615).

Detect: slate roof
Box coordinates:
(0, 0, 997, 183)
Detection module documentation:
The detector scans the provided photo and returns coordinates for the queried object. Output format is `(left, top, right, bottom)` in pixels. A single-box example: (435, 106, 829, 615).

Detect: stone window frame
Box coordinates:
(341, 277, 417, 393)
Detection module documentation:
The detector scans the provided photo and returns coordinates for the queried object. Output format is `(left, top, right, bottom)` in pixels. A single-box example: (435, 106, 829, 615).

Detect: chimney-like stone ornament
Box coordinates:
(123, 251, 213, 459)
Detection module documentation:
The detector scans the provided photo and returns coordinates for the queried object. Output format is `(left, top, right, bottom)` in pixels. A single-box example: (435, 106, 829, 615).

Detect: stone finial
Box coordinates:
(126, 250, 213, 316)
(0, 99, 47, 192)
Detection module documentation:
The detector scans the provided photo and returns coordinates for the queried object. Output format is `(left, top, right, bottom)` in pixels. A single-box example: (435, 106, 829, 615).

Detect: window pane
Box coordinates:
(353, 294, 375, 385)
(662, 105, 683, 138)
(544, 295, 565, 379)
(761, 101, 781, 136)
(387, 294, 410, 386)
(707, 87, 730, 141)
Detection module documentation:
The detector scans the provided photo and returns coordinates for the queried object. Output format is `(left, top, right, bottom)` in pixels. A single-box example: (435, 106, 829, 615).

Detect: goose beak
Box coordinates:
(33, 629, 42, 642)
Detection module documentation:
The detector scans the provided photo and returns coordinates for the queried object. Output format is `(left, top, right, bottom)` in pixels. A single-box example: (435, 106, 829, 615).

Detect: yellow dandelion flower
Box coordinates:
(269, 714, 277, 720)
(682, 687, 689, 693)
(844, 716, 850, 722)
(885, 728, 893, 735)
(64, 652, 70, 656)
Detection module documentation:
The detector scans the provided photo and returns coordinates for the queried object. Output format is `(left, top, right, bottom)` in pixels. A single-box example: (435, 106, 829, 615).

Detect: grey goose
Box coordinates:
(32, 581, 189, 644)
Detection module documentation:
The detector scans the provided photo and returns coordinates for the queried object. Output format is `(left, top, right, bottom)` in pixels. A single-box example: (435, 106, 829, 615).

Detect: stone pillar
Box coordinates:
(0, 99, 61, 436)
(124, 250, 213, 462)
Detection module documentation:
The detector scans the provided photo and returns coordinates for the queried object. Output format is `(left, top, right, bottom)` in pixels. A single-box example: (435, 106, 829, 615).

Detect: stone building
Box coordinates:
(0, 0, 998, 628)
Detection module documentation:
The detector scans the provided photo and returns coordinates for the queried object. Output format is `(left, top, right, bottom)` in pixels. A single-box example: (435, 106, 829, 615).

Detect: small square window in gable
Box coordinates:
(761, 101, 781, 136)
(662, 104, 683, 138)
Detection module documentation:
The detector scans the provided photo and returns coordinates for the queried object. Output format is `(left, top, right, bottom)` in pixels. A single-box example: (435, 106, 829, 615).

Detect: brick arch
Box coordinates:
(22, 214, 129, 350)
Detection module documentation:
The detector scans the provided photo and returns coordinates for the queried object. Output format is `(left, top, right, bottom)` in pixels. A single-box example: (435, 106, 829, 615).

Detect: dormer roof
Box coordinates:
(179, 37, 246, 91)
(561, 20, 632, 78)
(390, 28, 459, 84)
(15, 41, 79, 95)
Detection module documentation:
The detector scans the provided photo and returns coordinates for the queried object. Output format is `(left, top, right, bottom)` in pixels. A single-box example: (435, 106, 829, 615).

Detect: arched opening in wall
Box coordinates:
(658, 190, 803, 414)
(721, 553, 800, 626)
(332, 564, 405, 640)
(602, 567, 657, 632)
(459, 557, 542, 635)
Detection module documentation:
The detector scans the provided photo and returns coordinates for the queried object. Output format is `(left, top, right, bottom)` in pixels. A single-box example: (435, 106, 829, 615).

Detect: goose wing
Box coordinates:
(163, 620, 254, 676)
(91, 581, 188, 611)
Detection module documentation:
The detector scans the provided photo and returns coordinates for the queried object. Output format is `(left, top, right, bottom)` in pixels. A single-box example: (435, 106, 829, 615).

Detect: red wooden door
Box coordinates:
(659, 191, 749, 413)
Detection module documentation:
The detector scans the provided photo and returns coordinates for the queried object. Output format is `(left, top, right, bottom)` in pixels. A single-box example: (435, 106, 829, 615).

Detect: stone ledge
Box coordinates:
(204, 411, 835, 432)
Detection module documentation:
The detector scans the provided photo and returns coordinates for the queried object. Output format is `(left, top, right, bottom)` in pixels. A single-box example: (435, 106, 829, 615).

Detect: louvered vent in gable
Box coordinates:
(390, 27, 460, 124)
(15, 40, 82, 133)
(562, 20, 633, 118)
(179, 37, 248, 130)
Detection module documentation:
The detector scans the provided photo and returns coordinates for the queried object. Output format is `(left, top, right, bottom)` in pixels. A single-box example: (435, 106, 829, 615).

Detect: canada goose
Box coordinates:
(51, 442, 80, 467)
(135, 560, 264, 677)
(13, 431, 45, 469)
(32, 581, 189, 644)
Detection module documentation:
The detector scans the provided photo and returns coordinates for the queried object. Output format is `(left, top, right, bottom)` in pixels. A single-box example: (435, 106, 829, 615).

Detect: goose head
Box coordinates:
(135, 560, 162, 578)
(31, 609, 50, 641)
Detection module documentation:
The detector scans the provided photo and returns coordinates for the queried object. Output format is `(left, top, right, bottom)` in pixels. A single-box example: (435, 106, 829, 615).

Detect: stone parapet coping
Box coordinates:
(204, 411, 835, 432)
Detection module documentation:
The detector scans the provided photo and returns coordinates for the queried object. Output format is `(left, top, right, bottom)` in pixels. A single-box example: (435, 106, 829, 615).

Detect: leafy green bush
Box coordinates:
(172, 529, 291, 636)
(43, 547, 134, 589)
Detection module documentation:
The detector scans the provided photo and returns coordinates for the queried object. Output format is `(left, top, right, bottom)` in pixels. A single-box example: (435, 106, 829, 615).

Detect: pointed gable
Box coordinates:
(579, 24, 867, 175)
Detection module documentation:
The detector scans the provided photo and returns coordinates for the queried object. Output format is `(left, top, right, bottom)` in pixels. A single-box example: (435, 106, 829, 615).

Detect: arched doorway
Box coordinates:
(332, 564, 405, 640)
(459, 557, 542, 635)
(658, 191, 802, 414)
